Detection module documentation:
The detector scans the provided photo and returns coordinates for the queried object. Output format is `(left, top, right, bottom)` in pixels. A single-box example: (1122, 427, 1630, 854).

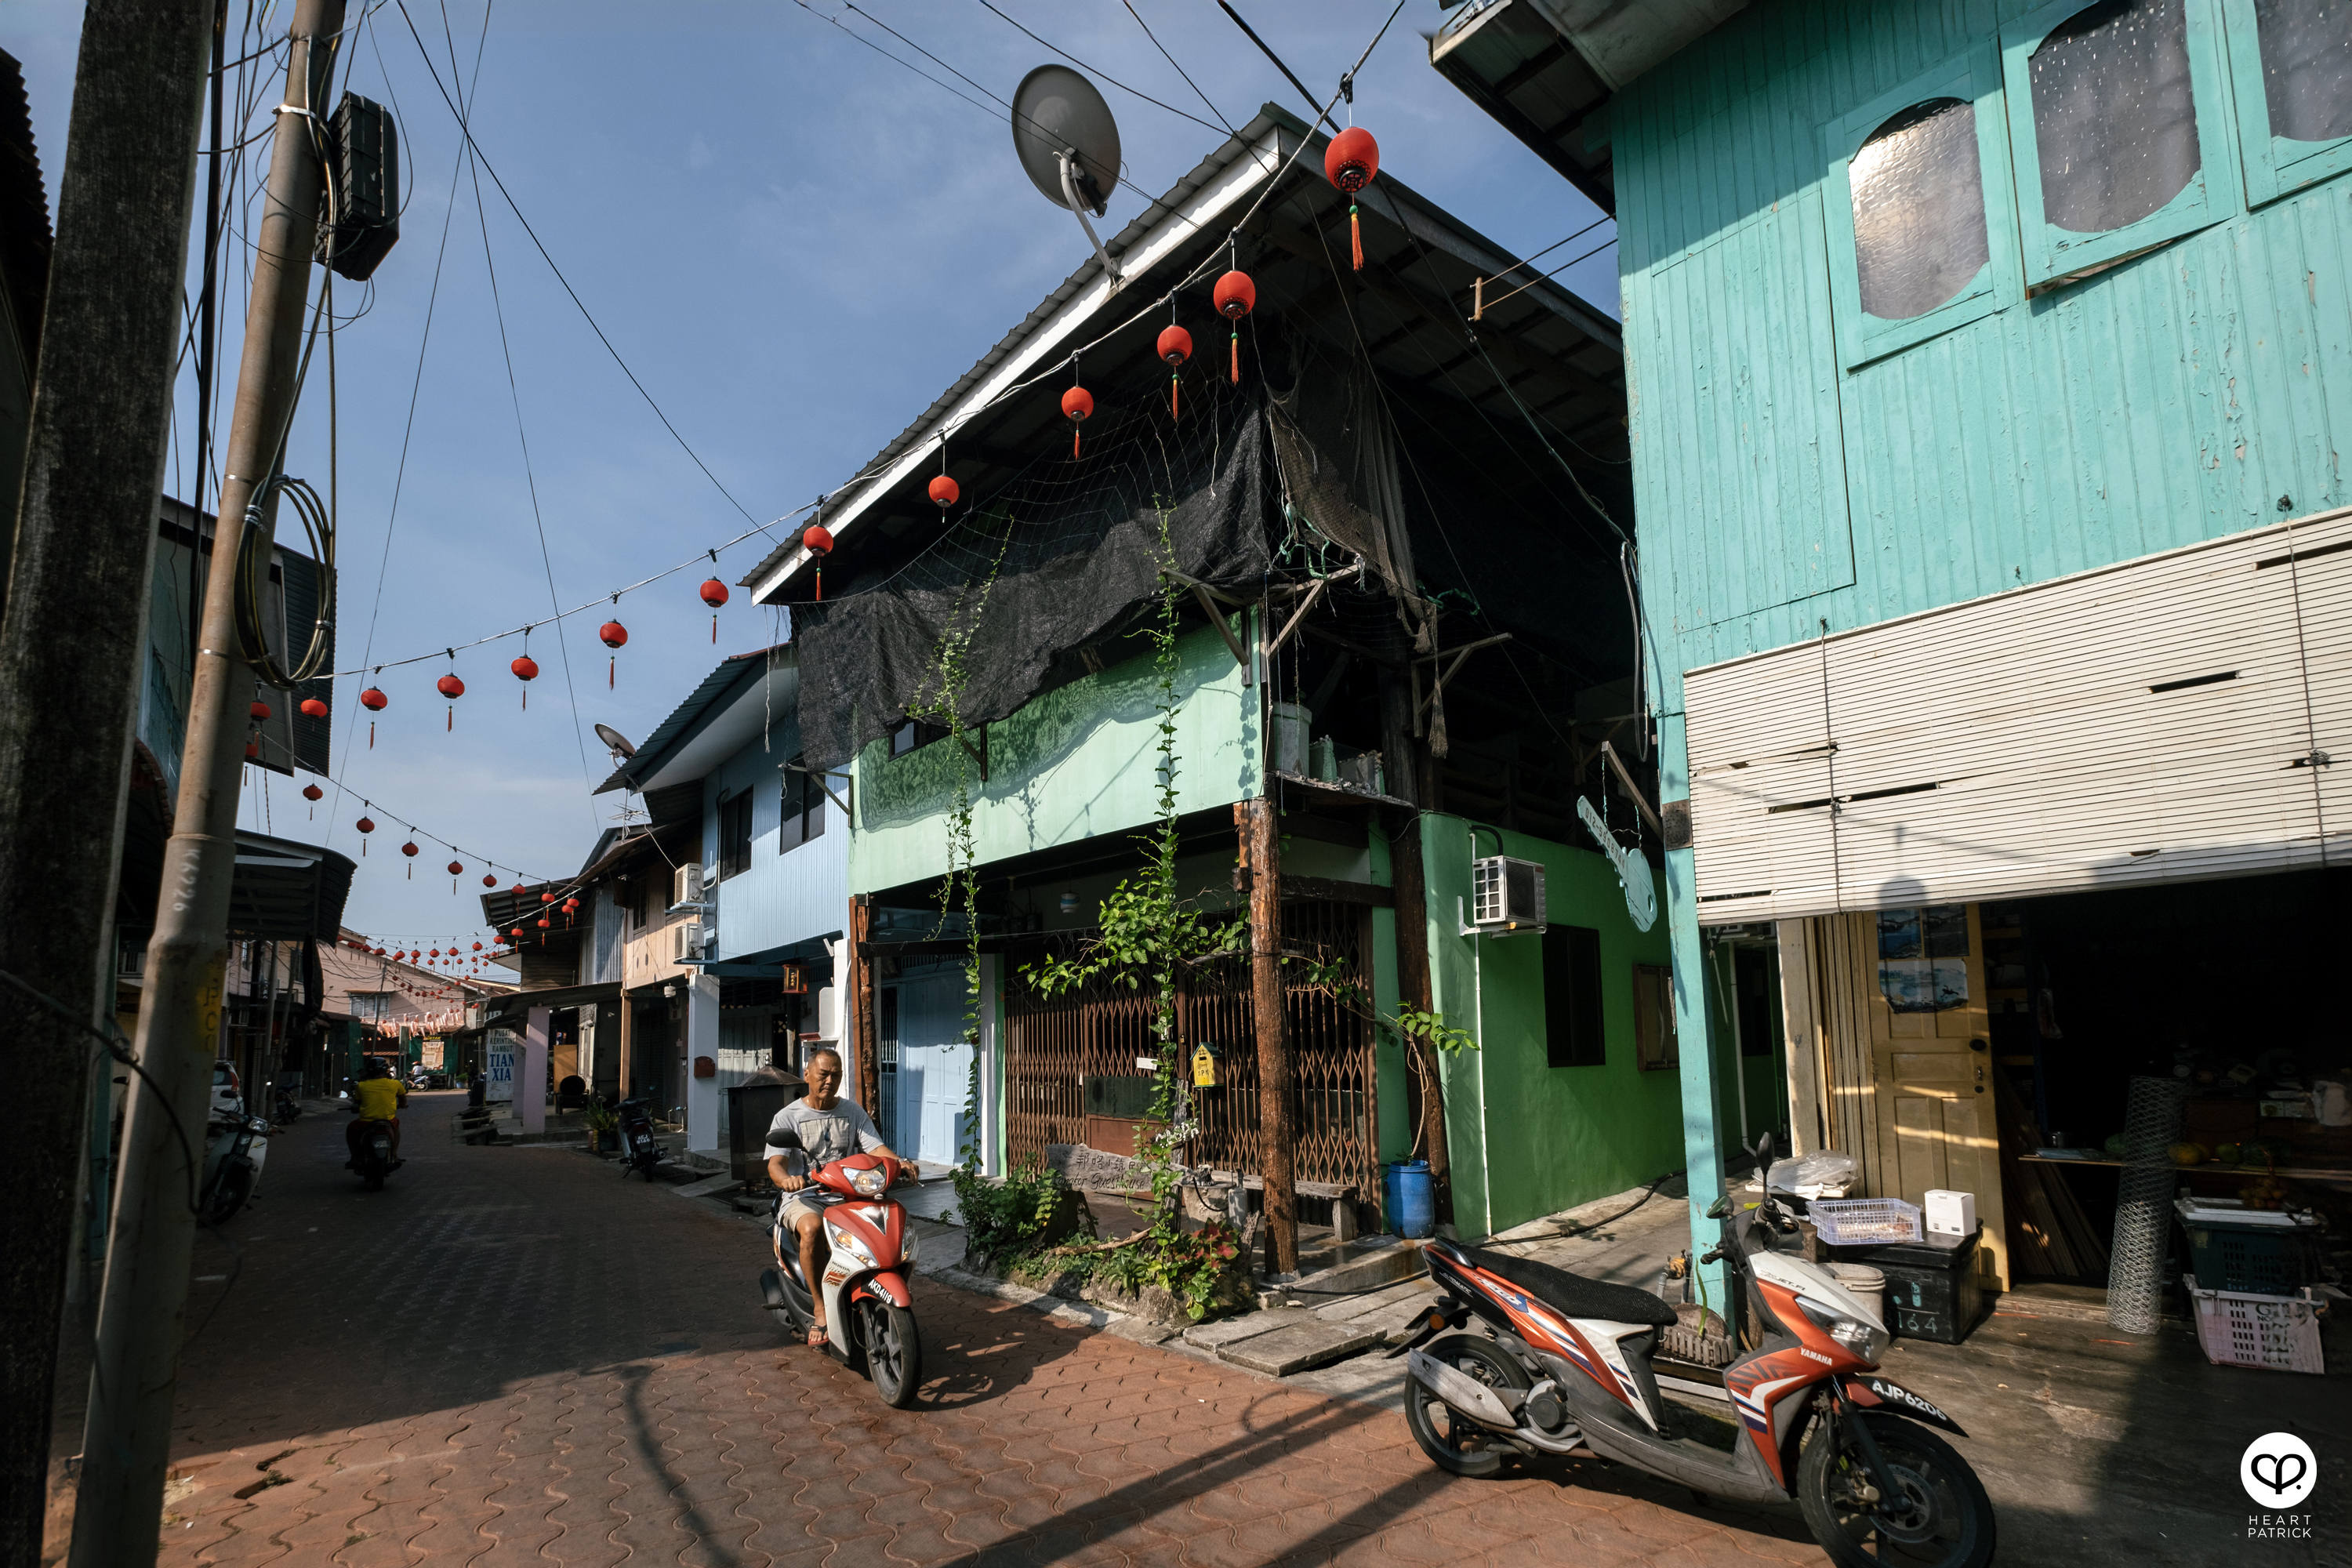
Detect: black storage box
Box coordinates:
(1829, 1226, 1985, 1345)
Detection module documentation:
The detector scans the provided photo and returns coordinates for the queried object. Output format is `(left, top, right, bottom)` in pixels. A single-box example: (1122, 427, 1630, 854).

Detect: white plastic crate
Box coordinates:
(2185, 1274, 2327, 1374)
(1808, 1197, 1923, 1246)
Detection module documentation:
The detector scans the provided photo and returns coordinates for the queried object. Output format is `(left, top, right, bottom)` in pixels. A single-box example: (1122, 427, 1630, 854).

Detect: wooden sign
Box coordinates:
(779, 963, 806, 993)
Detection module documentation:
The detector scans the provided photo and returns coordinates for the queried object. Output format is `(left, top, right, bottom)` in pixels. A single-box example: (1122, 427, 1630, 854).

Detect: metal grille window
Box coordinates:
(875, 986, 899, 1147)
(1851, 98, 1992, 321)
(717, 789, 753, 880)
(1543, 925, 1606, 1068)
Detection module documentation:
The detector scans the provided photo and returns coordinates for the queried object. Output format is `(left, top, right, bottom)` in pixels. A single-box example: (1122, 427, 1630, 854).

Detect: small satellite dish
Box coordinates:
(594, 723, 637, 760)
(1011, 64, 1124, 287)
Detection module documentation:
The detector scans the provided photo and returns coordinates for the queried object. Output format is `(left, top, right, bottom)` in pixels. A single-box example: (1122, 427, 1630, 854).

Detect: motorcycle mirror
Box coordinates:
(764, 1125, 803, 1151)
(1704, 1196, 1732, 1220)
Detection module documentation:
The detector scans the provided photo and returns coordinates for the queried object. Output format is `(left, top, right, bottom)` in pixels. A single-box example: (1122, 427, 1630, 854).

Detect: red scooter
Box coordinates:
(1392, 1136, 1994, 1567)
(757, 1122, 924, 1407)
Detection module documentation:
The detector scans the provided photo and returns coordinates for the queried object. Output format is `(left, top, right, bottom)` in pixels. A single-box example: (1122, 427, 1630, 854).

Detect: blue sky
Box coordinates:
(13, 1, 1613, 960)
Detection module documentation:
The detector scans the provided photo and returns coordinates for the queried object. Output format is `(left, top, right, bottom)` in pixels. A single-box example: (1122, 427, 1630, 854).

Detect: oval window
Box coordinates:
(2255, 0, 2352, 145)
(2029, 0, 2200, 234)
(1850, 96, 1992, 321)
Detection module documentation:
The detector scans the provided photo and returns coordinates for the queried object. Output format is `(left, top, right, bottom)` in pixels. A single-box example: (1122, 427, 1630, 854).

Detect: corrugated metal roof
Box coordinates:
(593, 643, 785, 795)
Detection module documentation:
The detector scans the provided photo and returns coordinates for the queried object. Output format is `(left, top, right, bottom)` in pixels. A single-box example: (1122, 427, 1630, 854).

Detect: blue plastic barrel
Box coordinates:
(1385, 1160, 1436, 1239)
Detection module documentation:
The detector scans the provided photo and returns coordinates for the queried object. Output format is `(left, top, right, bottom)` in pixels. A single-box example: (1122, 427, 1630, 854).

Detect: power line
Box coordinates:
(972, 0, 1226, 136)
(1120, 0, 1234, 137)
(392, 0, 773, 541)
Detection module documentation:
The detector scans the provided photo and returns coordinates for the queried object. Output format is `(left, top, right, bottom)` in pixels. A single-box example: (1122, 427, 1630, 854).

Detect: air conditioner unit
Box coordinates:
(1470, 855, 1546, 935)
(672, 862, 702, 909)
(669, 921, 703, 964)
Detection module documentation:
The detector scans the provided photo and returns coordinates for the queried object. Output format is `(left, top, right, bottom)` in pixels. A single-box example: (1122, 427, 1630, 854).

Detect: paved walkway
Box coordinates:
(131, 1093, 1823, 1567)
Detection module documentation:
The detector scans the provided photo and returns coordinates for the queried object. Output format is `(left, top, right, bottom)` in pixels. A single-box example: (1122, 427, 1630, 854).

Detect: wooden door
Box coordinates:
(1843, 902, 2009, 1289)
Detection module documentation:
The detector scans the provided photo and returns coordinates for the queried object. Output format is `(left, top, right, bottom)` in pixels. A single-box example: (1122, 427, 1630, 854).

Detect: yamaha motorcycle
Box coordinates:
(756, 1121, 924, 1409)
(1393, 1135, 1994, 1566)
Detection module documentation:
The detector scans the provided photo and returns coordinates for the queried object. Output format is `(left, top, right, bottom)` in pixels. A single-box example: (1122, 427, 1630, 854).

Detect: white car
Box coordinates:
(210, 1060, 244, 1119)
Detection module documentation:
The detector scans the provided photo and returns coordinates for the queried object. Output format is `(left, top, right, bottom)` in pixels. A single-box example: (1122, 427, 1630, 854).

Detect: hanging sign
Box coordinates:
(422, 1040, 445, 1070)
(485, 1026, 519, 1104)
(779, 963, 806, 994)
(1192, 1042, 1220, 1088)
(1577, 797, 1657, 932)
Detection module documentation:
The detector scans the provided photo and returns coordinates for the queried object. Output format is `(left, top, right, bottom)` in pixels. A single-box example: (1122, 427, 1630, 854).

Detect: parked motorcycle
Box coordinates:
(1392, 1135, 1994, 1568)
(756, 1122, 923, 1408)
(199, 1109, 272, 1223)
(616, 1097, 665, 1181)
(271, 1083, 302, 1126)
(351, 1119, 397, 1192)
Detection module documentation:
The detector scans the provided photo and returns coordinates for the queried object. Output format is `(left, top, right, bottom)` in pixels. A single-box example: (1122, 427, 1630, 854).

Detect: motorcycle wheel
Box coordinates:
(363, 1166, 383, 1192)
(861, 1298, 922, 1410)
(1797, 1411, 1994, 1568)
(1403, 1334, 1528, 1478)
(201, 1166, 253, 1225)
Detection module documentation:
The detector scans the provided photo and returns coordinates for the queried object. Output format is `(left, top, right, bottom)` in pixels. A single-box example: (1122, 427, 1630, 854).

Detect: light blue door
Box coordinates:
(891, 972, 971, 1167)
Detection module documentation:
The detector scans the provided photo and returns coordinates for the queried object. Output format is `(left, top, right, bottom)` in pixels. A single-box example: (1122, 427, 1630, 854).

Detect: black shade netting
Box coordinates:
(791, 379, 1271, 775)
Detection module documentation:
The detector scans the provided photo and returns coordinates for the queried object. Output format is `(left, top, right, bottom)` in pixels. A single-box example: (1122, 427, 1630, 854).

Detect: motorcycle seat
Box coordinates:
(1455, 1243, 1679, 1329)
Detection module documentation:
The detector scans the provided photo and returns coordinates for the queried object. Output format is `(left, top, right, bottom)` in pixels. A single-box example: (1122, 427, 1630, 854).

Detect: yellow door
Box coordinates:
(1844, 902, 2009, 1290)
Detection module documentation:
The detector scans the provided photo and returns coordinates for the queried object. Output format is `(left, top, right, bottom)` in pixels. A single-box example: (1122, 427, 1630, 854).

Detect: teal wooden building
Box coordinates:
(1437, 0, 2352, 1298)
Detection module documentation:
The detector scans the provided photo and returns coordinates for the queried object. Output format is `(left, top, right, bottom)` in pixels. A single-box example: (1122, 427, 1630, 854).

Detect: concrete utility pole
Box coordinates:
(1239, 798, 1298, 1275)
(1377, 670, 1450, 1223)
(70, 5, 343, 1564)
(0, 5, 216, 1563)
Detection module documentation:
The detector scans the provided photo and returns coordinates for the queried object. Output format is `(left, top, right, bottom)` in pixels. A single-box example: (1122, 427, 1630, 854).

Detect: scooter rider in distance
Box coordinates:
(346, 1057, 407, 1171)
(766, 1047, 909, 1349)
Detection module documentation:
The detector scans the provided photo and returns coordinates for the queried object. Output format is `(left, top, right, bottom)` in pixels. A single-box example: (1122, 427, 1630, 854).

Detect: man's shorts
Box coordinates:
(776, 1191, 826, 1233)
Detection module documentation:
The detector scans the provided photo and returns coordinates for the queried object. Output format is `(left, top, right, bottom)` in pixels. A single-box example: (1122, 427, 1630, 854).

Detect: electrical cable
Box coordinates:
(1119, 0, 1235, 137)
(971, 1, 1226, 136)
(394, 0, 775, 540)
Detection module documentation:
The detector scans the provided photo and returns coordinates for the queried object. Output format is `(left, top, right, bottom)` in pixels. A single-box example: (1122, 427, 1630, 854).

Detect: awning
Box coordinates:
(226, 830, 357, 941)
(474, 980, 623, 1030)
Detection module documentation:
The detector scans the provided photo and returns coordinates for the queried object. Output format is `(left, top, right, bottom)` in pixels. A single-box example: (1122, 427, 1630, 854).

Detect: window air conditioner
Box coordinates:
(672, 862, 702, 909)
(1470, 855, 1547, 935)
(669, 921, 703, 964)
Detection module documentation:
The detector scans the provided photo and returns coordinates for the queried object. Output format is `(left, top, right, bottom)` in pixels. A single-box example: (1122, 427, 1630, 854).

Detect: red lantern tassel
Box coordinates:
(368, 720, 376, 749)
(711, 613, 718, 644)
(1072, 426, 1081, 459)
(815, 569, 823, 603)
(1171, 372, 1180, 423)
(1350, 203, 1363, 270)
(608, 656, 615, 689)
(1230, 329, 1240, 383)
(446, 705, 453, 732)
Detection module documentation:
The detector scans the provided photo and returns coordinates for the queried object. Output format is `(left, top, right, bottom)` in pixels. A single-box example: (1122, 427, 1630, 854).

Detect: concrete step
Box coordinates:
(1217, 1320, 1387, 1377)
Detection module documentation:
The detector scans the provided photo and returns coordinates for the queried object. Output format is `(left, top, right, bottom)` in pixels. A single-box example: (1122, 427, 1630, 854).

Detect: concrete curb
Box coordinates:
(930, 1265, 1123, 1330)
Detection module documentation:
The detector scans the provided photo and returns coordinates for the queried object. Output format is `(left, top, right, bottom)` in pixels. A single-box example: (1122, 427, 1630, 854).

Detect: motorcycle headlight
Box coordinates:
(826, 1224, 879, 1271)
(1799, 1297, 1889, 1363)
(850, 1166, 888, 1198)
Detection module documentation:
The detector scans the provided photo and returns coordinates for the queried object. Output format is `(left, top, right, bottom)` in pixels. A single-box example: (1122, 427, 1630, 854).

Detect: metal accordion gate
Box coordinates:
(1001, 897, 1378, 1200)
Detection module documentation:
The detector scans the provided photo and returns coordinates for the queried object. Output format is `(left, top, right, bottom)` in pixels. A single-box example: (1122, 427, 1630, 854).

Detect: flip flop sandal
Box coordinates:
(806, 1324, 828, 1349)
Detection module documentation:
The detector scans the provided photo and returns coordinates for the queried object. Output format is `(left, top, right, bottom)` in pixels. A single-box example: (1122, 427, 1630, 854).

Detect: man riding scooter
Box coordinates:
(765, 1048, 907, 1349)
(346, 1056, 408, 1171)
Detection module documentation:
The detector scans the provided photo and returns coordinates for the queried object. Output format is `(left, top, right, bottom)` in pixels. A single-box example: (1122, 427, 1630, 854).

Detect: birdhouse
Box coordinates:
(1192, 1041, 1220, 1089)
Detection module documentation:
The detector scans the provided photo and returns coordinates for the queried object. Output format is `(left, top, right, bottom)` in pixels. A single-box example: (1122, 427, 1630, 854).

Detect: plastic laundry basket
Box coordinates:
(1809, 1197, 1923, 1247)
(2184, 1274, 2327, 1374)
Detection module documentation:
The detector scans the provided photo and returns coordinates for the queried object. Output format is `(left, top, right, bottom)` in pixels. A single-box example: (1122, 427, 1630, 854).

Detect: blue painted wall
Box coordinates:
(703, 713, 849, 961)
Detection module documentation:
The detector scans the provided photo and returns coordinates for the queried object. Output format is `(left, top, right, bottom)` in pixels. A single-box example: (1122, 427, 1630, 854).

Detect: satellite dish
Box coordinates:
(594, 723, 637, 760)
(1011, 64, 1124, 287)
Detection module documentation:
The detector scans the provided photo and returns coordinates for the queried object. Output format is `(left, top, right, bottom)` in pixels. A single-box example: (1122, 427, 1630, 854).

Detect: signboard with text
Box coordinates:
(486, 1026, 519, 1103)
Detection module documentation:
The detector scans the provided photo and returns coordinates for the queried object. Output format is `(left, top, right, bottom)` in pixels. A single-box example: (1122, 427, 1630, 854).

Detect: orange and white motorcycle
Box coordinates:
(756, 1121, 923, 1408)
(1393, 1137, 1994, 1568)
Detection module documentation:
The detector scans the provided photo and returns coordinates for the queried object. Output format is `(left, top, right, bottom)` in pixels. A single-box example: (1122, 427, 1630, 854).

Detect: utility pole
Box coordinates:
(1239, 797, 1298, 1276)
(1377, 670, 1450, 1224)
(0, 5, 216, 1564)
(69, 6, 344, 1565)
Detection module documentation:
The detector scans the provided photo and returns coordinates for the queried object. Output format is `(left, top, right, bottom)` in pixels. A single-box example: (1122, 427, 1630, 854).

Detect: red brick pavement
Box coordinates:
(135, 1094, 1822, 1567)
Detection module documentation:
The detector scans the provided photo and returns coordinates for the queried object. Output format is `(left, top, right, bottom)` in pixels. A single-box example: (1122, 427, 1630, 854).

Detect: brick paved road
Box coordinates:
(147, 1092, 1822, 1567)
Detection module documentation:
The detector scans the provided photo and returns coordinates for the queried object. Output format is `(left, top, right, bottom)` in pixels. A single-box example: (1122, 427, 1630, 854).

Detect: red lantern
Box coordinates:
(448, 861, 463, 893)
(482, 873, 497, 887)
(401, 842, 419, 881)
(511, 882, 527, 896)
(1061, 384, 1094, 459)
(360, 686, 387, 748)
(300, 697, 328, 719)
(303, 783, 323, 800)
(1156, 323, 1192, 422)
(599, 621, 627, 688)
(356, 815, 375, 855)
(1214, 270, 1256, 382)
(245, 740, 259, 760)
(250, 700, 271, 721)
(536, 917, 550, 930)
(541, 891, 556, 904)
(1323, 126, 1380, 270)
(699, 578, 729, 643)
(928, 474, 960, 510)
(438, 672, 465, 731)
(472, 942, 482, 951)
(511, 927, 524, 940)
(802, 524, 834, 602)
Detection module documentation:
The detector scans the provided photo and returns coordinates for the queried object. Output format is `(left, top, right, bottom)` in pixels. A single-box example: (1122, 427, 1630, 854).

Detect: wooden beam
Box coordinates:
(1599, 740, 1664, 837)
(1265, 576, 1328, 662)
(1238, 799, 1298, 1276)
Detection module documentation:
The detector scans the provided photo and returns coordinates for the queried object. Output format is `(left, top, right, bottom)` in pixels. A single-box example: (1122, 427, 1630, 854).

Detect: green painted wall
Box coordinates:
(1419, 813, 1683, 1237)
(1607, 0, 2352, 713)
(848, 616, 1260, 893)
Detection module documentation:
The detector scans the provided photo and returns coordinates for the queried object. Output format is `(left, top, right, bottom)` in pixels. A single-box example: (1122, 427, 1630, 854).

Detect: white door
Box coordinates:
(891, 972, 971, 1167)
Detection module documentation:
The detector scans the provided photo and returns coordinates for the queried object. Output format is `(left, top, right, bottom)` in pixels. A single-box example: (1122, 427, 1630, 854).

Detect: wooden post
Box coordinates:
(851, 895, 880, 1116)
(616, 990, 634, 1098)
(1240, 798, 1298, 1275)
(1388, 818, 1453, 1225)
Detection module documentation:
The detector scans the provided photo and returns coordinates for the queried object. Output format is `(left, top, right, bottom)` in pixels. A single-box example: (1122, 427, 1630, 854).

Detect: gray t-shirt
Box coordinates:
(765, 1095, 885, 1175)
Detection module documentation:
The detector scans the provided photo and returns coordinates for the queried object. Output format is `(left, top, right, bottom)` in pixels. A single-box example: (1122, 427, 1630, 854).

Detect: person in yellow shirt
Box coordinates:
(346, 1057, 408, 1168)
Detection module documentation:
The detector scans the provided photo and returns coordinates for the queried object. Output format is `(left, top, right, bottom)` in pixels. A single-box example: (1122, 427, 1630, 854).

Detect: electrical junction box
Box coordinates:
(321, 91, 400, 281)
(1470, 855, 1546, 935)
(1924, 1189, 1976, 1238)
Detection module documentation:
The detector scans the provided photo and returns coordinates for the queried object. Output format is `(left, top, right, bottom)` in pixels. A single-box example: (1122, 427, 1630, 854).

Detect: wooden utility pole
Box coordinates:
(0, 6, 216, 1563)
(850, 895, 879, 1113)
(1238, 798, 1298, 1275)
(1377, 668, 1450, 1221)
(71, 7, 343, 1565)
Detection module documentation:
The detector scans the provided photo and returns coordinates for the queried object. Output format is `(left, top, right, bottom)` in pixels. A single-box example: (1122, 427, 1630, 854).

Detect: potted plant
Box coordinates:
(583, 1100, 620, 1154)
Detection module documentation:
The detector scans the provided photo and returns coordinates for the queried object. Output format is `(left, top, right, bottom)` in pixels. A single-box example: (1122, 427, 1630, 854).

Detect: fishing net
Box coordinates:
(792, 376, 1271, 775)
